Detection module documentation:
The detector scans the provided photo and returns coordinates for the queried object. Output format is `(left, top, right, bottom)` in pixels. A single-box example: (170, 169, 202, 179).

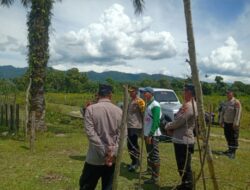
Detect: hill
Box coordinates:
(86, 70, 179, 82)
(0, 65, 27, 79)
(0, 65, 180, 82)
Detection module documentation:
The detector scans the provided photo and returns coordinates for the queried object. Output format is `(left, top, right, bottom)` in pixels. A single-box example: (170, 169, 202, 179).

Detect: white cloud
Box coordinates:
(0, 35, 27, 55)
(53, 62, 142, 74)
(200, 36, 250, 77)
(1, 0, 250, 84)
(50, 4, 177, 66)
(0, 36, 18, 51)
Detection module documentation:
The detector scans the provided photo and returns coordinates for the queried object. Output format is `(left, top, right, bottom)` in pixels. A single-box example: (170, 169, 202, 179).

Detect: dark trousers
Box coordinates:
(224, 122, 239, 152)
(127, 129, 140, 165)
(174, 143, 194, 185)
(79, 162, 115, 190)
(145, 137, 160, 179)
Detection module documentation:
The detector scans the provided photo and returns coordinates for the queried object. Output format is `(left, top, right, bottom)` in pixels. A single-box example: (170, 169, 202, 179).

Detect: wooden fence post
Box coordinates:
(16, 104, 19, 133)
(30, 111, 36, 152)
(5, 104, 8, 127)
(112, 85, 129, 190)
(0, 104, 3, 126)
(10, 105, 14, 132)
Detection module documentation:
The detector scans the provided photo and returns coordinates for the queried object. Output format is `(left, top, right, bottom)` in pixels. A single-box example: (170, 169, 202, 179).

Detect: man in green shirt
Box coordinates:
(142, 87, 162, 184)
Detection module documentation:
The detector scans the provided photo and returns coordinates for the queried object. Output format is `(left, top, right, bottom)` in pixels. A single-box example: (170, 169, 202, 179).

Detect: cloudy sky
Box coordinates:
(0, 0, 250, 83)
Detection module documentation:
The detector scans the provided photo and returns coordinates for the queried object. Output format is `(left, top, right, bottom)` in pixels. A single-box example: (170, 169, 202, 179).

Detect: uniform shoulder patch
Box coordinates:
(136, 98, 145, 112)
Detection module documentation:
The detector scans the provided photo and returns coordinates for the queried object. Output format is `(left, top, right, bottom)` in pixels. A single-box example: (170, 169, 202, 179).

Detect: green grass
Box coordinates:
(0, 92, 250, 190)
(1, 126, 250, 190)
(0, 132, 85, 190)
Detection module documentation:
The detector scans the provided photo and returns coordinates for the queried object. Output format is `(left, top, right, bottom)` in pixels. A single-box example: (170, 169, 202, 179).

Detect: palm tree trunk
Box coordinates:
(182, 0, 219, 189)
(27, 0, 53, 131)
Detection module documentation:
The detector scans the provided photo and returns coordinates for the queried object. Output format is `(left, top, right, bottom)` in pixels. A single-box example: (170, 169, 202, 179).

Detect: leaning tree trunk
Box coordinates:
(27, 0, 53, 131)
(183, 0, 219, 189)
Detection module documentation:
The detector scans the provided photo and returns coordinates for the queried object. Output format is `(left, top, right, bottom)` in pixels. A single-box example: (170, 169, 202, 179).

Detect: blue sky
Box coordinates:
(0, 0, 250, 84)
(196, 0, 247, 22)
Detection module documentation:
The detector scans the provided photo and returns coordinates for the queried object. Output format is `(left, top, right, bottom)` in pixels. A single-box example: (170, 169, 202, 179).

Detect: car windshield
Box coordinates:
(154, 91, 178, 102)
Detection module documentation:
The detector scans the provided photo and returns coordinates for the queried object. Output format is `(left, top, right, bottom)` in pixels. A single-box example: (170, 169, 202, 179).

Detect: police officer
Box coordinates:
(219, 89, 242, 159)
(127, 86, 145, 172)
(79, 84, 122, 190)
(165, 84, 197, 190)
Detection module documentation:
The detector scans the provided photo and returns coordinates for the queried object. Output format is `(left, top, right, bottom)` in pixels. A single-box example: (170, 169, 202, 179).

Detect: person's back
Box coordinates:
(80, 84, 122, 190)
(171, 100, 197, 144)
(85, 98, 122, 165)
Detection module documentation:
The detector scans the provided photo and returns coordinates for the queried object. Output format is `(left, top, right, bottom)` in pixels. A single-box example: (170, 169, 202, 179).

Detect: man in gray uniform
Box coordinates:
(127, 86, 145, 172)
(220, 89, 242, 159)
(79, 84, 122, 190)
(165, 84, 197, 190)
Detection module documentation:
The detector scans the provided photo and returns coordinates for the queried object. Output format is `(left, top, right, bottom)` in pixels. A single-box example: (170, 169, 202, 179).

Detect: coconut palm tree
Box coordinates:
(132, 0, 219, 189)
(1, 0, 59, 131)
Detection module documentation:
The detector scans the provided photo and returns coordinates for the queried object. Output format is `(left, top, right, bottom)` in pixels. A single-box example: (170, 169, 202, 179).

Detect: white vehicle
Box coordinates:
(117, 87, 182, 142)
(138, 87, 182, 122)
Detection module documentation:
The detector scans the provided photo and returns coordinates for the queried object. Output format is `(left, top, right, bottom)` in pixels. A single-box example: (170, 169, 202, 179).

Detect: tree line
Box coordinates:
(0, 68, 249, 96)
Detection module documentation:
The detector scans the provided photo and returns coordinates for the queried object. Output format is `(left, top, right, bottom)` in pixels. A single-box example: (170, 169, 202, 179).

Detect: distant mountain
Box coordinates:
(0, 65, 27, 79)
(86, 71, 179, 82)
(0, 65, 180, 82)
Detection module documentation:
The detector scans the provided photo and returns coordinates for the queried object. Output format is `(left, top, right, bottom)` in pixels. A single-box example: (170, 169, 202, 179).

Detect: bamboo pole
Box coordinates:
(137, 125, 144, 190)
(112, 85, 129, 190)
(183, 0, 219, 189)
(192, 99, 206, 190)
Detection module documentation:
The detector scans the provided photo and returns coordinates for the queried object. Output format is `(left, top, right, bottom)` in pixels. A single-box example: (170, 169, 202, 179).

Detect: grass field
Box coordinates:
(0, 92, 250, 190)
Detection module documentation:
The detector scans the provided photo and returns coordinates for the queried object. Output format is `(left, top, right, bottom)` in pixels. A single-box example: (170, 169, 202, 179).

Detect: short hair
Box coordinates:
(98, 84, 113, 96)
(184, 84, 195, 97)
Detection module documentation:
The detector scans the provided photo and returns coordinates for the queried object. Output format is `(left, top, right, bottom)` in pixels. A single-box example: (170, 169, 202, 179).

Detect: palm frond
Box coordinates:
(0, 0, 14, 7)
(133, 0, 145, 15)
(21, 0, 31, 7)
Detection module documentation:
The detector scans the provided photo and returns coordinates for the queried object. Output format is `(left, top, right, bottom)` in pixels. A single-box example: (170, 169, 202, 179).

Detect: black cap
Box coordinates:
(184, 84, 195, 96)
(98, 84, 113, 96)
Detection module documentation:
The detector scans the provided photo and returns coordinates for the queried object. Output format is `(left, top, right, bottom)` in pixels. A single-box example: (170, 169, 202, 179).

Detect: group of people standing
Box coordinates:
(126, 84, 197, 190)
(79, 83, 242, 190)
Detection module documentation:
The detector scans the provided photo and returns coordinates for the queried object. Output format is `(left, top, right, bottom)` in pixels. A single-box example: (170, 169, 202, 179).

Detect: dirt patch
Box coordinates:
(55, 133, 66, 137)
(41, 172, 68, 183)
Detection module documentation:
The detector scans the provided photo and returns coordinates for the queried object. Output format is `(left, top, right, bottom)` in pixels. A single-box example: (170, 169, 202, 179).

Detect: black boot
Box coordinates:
(128, 160, 139, 172)
(227, 149, 236, 159)
(128, 158, 140, 172)
(175, 182, 193, 190)
(223, 149, 230, 155)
